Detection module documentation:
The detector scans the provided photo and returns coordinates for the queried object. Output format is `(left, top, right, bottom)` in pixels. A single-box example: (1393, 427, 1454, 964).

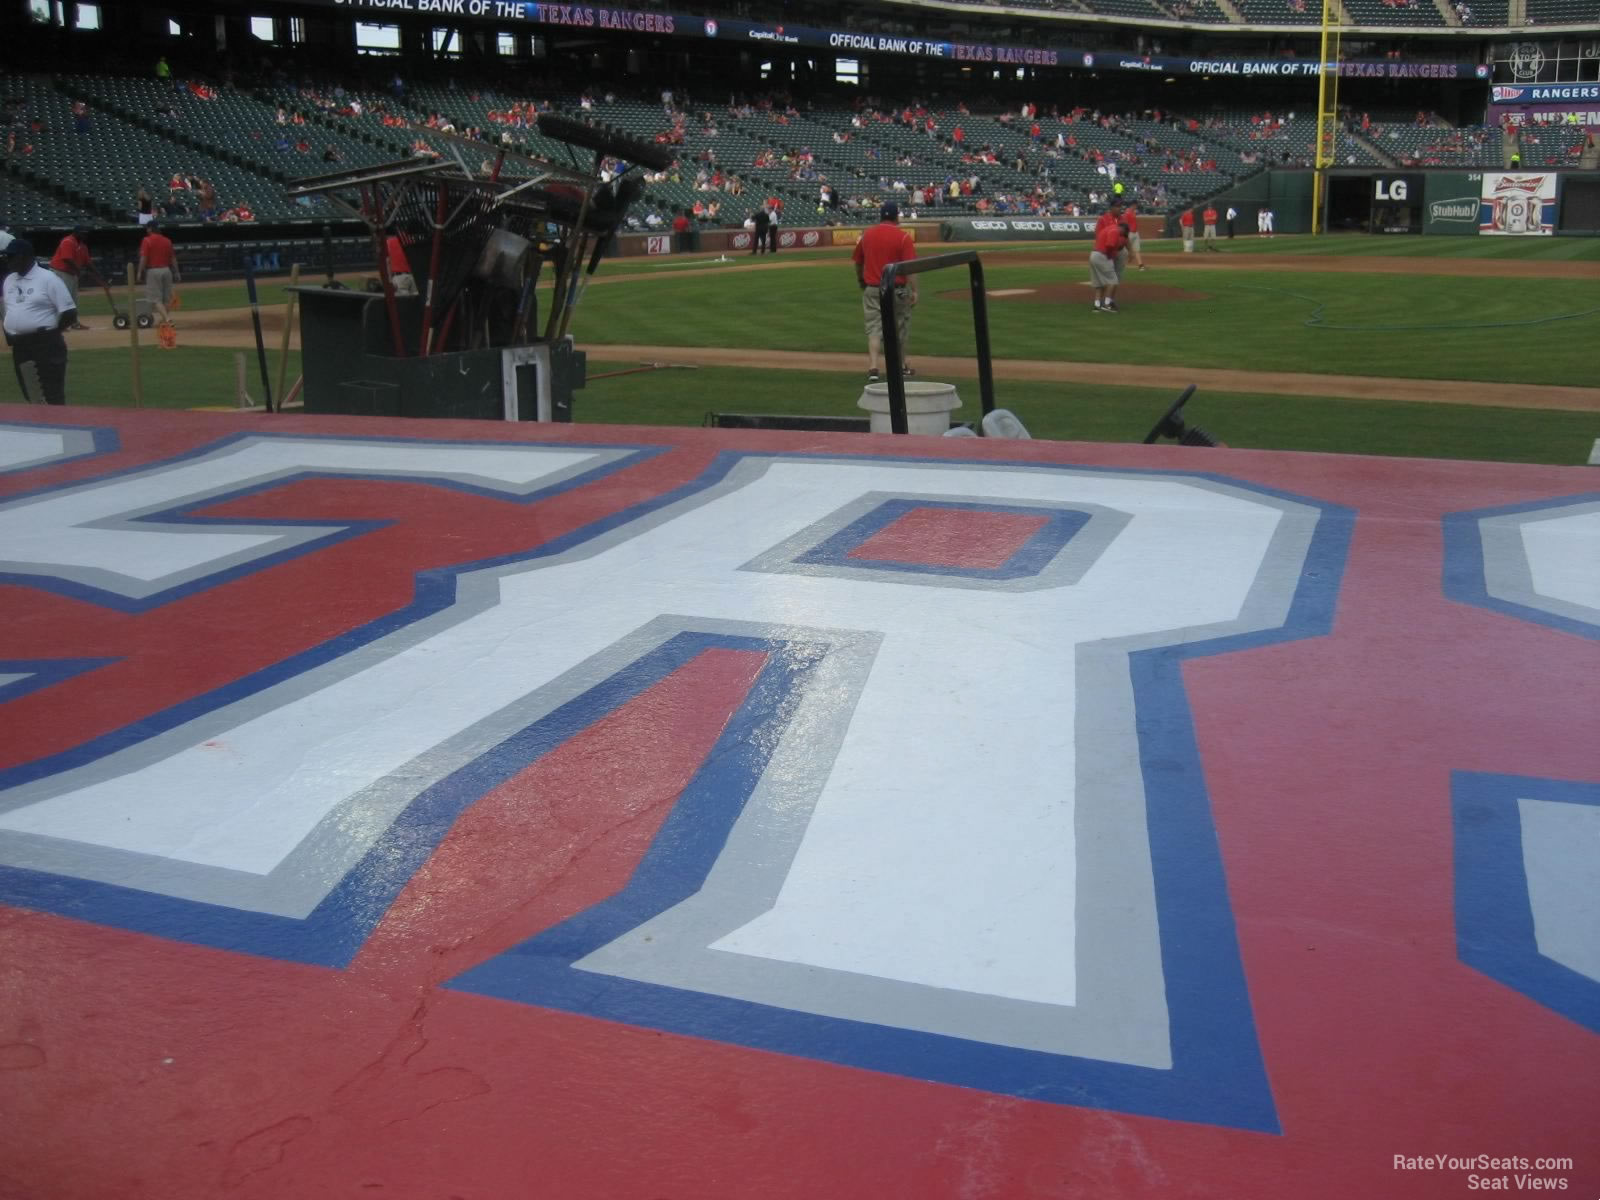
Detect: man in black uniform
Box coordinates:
(751, 203, 771, 255)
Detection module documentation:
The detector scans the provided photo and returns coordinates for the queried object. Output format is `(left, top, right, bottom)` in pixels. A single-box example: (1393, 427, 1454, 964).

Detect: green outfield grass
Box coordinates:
(5, 348, 1586, 466)
(579, 362, 1598, 465)
(5, 236, 1595, 466)
(567, 260, 1600, 387)
(1138, 231, 1600, 262)
(67, 276, 364, 320)
(0, 346, 302, 409)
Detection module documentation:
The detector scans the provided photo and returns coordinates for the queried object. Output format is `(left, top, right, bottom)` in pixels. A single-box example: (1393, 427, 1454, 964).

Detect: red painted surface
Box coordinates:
(0, 407, 1596, 1200)
(849, 506, 1049, 568)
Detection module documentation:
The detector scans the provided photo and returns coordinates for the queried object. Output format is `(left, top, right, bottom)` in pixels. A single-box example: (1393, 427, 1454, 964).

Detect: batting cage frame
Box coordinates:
(879, 251, 998, 435)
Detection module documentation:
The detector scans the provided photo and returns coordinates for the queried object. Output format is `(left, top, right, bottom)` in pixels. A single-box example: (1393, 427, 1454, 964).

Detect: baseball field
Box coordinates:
(8, 232, 1598, 464)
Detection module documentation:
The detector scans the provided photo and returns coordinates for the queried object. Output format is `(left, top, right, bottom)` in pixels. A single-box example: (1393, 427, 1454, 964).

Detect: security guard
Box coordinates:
(3, 238, 78, 405)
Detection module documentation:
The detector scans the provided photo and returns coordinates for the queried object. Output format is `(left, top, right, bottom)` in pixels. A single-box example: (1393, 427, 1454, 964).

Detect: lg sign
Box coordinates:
(1374, 176, 1421, 201)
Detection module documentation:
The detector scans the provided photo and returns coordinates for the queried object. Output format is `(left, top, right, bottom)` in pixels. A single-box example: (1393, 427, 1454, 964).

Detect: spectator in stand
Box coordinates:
(136, 221, 181, 325)
(853, 201, 917, 382)
(135, 186, 154, 226)
(48, 227, 97, 329)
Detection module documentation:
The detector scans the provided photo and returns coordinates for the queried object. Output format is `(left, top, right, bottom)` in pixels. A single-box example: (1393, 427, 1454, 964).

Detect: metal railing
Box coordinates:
(879, 250, 998, 435)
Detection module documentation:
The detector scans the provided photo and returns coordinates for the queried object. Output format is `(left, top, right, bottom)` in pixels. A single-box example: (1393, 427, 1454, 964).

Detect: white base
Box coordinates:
(858, 381, 963, 435)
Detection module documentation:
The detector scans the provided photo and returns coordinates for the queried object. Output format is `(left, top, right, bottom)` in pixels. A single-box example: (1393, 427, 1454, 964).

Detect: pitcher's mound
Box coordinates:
(938, 283, 1210, 305)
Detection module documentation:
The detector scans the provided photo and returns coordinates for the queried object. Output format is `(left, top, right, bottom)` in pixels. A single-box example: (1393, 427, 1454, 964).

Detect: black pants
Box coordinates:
(766, 226, 779, 253)
(10, 330, 69, 405)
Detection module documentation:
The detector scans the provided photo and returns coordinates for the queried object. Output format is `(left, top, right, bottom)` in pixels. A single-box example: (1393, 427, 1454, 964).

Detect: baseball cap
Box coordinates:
(879, 201, 899, 220)
(5, 237, 34, 259)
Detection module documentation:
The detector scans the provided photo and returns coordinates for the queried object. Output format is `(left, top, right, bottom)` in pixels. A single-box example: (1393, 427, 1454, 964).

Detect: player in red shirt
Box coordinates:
(1124, 204, 1146, 270)
(1180, 208, 1196, 253)
(1089, 207, 1129, 313)
(384, 231, 416, 297)
(852, 201, 918, 381)
(136, 223, 182, 325)
(1202, 206, 1220, 251)
(48, 227, 97, 329)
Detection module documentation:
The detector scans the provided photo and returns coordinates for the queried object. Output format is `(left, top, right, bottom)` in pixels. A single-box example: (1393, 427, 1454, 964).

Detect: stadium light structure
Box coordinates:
(1311, 0, 1344, 237)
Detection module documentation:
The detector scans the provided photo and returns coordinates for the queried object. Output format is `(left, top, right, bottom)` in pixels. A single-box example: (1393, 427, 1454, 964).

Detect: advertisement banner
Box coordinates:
(831, 226, 921, 246)
(1423, 173, 1485, 236)
(1371, 174, 1425, 234)
(1479, 173, 1558, 236)
(942, 218, 1096, 242)
(307, 0, 1483, 81)
(1492, 83, 1600, 105)
(1497, 105, 1600, 130)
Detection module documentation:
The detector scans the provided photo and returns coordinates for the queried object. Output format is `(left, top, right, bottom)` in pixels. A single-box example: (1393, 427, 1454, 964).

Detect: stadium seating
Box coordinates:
(1339, 0, 1448, 23)
(1451, 0, 1509, 24)
(1523, 0, 1598, 21)
(4, 74, 335, 224)
(1232, 0, 1323, 24)
(0, 170, 100, 227)
(1, 68, 1567, 239)
(1511, 124, 1591, 168)
(1072, 0, 1173, 19)
(1373, 122, 1502, 166)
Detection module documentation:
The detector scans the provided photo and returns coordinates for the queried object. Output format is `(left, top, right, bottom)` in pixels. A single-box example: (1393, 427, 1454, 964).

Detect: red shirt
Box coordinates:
(852, 220, 916, 286)
(1094, 221, 1127, 256)
(50, 234, 90, 274)
(1123, 208, 1139, 234)
(1180, 211, 1195, 228)
(140, 231, 175, 270)
(672, 214, 690, 234)
(1203, 208, 1218, 223)
(385, 235, 412, 276)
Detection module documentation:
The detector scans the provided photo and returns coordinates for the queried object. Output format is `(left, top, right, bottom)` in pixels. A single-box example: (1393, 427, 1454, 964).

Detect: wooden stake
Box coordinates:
(126, 263, 143, 409)
(276, 263, 300, 409)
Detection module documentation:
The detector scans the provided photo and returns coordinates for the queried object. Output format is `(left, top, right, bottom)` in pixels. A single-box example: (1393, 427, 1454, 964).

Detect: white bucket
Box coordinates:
(857, 381, 962, 435)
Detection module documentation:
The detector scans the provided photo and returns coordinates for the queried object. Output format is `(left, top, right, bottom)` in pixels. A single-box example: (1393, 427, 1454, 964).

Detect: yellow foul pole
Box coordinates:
(1312, 0, 1342, 236)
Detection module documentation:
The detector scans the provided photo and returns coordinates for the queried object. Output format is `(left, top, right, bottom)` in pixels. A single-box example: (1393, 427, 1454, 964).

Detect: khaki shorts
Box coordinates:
(1128, 232, 1142, 255)
(145, 267, 174, 306)
(1088, 250, 1118, 287)
(863, 285, 912, 343)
